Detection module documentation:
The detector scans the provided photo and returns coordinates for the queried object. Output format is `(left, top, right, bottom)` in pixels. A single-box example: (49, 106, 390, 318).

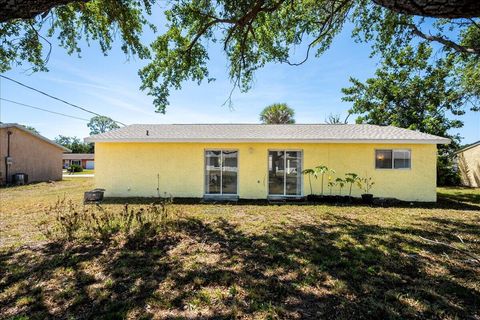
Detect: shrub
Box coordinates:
(358, 176, 375, 195)
(68, 164, 83, 173)
(39, 197, 82, 241)
(39, 197, 177, 243)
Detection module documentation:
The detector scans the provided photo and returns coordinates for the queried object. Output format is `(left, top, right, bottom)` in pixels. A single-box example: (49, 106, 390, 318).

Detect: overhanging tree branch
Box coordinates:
(184, 0, 286, 55)
(286, 0, 351, 66)
(0, 0, 88, 22)
(407, 23, 480, 55)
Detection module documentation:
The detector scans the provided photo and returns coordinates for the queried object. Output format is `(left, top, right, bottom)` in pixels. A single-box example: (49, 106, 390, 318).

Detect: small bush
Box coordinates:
(39, 197, 177, 243)
(68, 164, 83, 173)
(39, 198, 82, 241)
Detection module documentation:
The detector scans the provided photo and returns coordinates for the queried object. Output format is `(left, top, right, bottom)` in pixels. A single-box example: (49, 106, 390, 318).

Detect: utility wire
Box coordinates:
(0, 74, 126, 126)
(1, 98, 90, 121)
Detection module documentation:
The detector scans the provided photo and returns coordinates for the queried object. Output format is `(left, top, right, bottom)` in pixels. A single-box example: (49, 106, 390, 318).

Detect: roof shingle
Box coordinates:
(84, 124, 450, 144)
(63, 153, 94, 160)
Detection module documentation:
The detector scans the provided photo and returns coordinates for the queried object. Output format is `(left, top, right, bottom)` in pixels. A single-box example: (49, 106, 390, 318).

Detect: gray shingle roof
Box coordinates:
(84, 124, 450, 144)
(63, 153, 94, 160)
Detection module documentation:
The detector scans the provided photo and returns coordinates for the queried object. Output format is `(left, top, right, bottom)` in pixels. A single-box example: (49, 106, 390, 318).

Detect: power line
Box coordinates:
(0, 74, 126, 126)
(1, 98, 90, 121)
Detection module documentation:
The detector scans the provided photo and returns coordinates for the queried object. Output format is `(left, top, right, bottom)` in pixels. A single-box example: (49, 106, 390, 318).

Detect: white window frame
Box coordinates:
(375, 149, 412, 170)
(204, 149, 239, 196)
(267, 149, 304, 197)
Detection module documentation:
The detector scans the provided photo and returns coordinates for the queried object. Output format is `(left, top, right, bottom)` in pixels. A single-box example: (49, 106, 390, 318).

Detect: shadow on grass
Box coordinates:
(437, 187, 480, 207)
(1, 214, 479, 319)
(100, 190, 480, 211)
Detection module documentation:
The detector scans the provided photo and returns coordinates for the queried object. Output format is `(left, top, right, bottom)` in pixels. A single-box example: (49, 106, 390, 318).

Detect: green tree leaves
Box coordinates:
(87, 116, 120, 135)
(1, 0, 479, 114)
(0, 0, 154, 73)
(55, 135, 93, 153)
(260, 103, 295, 124)
(22, 125, 40, 135)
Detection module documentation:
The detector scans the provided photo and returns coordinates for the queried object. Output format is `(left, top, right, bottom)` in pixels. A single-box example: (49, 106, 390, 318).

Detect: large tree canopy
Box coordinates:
(1, 0, 479, 113)
(87, 115, 120, 135)
(55, 135, 93, 153)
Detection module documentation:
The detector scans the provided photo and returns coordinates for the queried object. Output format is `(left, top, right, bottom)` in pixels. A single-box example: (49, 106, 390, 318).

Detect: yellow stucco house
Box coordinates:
(85, 124, 450, 202)
(456, 141, 480, 187)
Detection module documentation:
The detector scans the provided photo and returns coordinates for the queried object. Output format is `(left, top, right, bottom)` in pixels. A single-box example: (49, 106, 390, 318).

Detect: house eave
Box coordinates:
(1, 123, 71, 152)
(454, 140, 480, 154)
(84, 138, 451, 145)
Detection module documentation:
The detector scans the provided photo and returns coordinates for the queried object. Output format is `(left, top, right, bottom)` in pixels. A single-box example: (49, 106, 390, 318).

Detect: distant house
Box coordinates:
(456, 141, 480, 187)
(0, 123, 70, 185)
(63, 153, 94, 169)
(86, 124, 450, 202)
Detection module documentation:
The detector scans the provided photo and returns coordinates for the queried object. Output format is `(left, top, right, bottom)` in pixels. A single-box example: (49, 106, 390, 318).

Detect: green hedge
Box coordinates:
(68, 164, 83, 173)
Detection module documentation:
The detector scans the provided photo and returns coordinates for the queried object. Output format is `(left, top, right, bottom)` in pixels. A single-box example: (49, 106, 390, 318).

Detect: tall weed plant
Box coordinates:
(39, 197, 179, 243)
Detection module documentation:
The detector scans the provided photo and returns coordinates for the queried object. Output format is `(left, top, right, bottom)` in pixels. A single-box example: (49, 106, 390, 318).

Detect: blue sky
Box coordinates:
(0, 16, 478, 144)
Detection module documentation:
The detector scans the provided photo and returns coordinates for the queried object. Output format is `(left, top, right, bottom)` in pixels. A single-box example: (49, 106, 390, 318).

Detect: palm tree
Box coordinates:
(260, 103, 295, 124)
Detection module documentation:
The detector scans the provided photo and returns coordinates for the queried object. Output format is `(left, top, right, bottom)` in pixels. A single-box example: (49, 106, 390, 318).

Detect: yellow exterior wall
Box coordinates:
(95, 142, 438, 201)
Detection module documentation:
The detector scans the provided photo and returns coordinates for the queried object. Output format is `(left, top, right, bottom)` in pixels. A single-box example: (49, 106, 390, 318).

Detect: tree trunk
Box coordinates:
(0, 0, 88, 22)
(373, 0, 480, 18)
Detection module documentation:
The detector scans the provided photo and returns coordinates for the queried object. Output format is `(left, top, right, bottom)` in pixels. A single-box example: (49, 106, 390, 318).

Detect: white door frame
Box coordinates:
(204, 149, 239, 196)
(267, 149, 303, 197)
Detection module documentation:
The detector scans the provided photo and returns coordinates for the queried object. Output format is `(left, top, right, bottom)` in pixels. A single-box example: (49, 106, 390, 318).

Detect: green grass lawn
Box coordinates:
(63, 169, 95, 175)
(0, 179, 478, 319)
(437, 186, 480, 206)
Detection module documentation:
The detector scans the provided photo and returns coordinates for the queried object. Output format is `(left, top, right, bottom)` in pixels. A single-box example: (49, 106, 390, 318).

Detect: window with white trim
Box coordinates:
(375, 149, 411, 169)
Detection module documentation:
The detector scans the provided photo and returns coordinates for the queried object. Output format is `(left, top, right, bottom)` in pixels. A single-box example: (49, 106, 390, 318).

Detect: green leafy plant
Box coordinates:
(345, 173, 360, 197)
(68, 164, 83, 173)
(302, 168, 318, 195)
(335, 178, 345, 195)
(358, 176, 375, 195)
(327, 176, 337, 195)
(315, 165, 335, 196)
(302, 165, 335, 196)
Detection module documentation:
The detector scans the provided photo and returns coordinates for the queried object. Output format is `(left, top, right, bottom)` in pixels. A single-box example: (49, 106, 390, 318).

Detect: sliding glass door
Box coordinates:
(205, 150, 238, 195)
(268, 150, 302, 196)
